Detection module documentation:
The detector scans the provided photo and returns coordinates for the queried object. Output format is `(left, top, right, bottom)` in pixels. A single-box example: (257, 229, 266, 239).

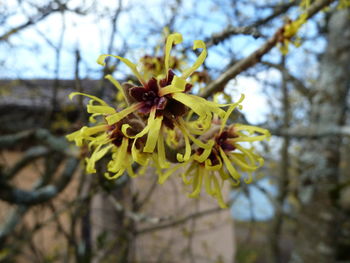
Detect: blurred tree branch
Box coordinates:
(269, 55, 290, 263)
(204, 1, 300, 48)
(0, 129, 70, 153)
(270, 125, 350, 138)
(262, 61, 315, 99)
(136, 206, 226, 235)
(4, 146, 49, 180)
(0, 157, 78, 205)
(200, 0, 335, 98)
(0, 1, 83, 42)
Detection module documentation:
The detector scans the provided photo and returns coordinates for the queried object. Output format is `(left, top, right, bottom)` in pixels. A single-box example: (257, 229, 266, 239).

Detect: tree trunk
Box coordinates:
(290, 7, 350, 263)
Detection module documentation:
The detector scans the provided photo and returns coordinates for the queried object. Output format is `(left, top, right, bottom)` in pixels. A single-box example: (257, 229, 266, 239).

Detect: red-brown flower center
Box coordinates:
(128, 70, 192, 129)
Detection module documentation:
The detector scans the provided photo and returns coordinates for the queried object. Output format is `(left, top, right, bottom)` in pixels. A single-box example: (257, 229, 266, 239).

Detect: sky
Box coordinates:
(231, 177, 277, 221)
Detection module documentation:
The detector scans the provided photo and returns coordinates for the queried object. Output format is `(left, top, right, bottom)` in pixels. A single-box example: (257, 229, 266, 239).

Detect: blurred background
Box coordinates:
(0, 0, 349, 262)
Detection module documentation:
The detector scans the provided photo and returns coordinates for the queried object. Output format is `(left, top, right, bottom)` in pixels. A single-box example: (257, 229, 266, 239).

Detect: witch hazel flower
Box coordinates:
(66, 93, 150, 179)
(66, 32, 270, 208)
(95, 33, 227, 165)
(158, 97, 270, 208)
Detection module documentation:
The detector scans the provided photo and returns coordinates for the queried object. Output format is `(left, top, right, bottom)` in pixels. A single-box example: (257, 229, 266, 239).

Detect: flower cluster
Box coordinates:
(66, 33, 270, 208)
(281, 0, 350, 54)
(139, 54, 182, 80)
(300, 0, 350, 9)
(278, 15, 306, 55)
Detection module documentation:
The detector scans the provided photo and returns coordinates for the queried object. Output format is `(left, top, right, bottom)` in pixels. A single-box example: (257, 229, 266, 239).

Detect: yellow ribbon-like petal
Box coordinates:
(68, 125, 108, 146)
(194, 145, 213, 163)
(174, 93, 226, 119)
(87, 105, 116, 114)
(188, 168, 203, 198)
(204, 158, 223, 171)
(164, 33, 183, 75)
(181, 40, 207, 79)
(220, 94, 245, 133)
(144, 115, 163, 153)
(172, 93, 207, 117)
(104, 168, 125, 180)
(180, 162, 196, 185)
(86, 144, 113, 173)
(158, 162, 188, 184)
(234, 124, 270, 137)
(106, 103, 142, 125)
(87, 133, 110, 149)
(157, 131, 170, 169)
(186, 114, 212, 135)
(108, 137, 128, 173)
(69, 92, 108, 106)
(127, 164, 137, 178)
(89, 113, 100, 123)
(81, 125, 108, 137)
(202, 169, 229, 207)
(243, 172, 253, 184)
(126, 107, 157, 141)
(121, 124, 132, 137)
(218, 168, 230, 181)
(211, 175, 228, 208)
(235, 144, 264, 168)
(66, 130, 84, 146)
(177, 118, 214, 149)
(131, 140, 149, 166)
(219, 147, 241, 180)
(176, 130, 191, 162)
(97, 54, 146, 86)
(159, 75, 187, 96)
(230, 153, 258, 172)
(105, 74, 127, 102)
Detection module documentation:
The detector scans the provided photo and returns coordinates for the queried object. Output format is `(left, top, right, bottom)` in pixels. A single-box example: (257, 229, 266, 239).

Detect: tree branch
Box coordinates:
(4, 146, 49, 180)
(136, 206, 225, 235)
(0, 3, 63, 42)
(270, 125, 350, 138)
(200, 0, 335, 98)
(0, 157, 78, 205)
(0, 129, 70, 153)
(206, 26, 262, 47)
(262, 61, 315, 99)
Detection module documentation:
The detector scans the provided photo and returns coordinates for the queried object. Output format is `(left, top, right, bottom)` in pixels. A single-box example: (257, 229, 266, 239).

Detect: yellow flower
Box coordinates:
(139, 54, 182, 80)
(66, 93, 150, 179)
(279, 14, 307, 55)
(158, 97, 270, 208)
(96, 33, 227, 166)
(66, 32, 270, 209)
(338, 0, 350, 8)
(300, 0, 311, 9)
(66, 33, 227, 178)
